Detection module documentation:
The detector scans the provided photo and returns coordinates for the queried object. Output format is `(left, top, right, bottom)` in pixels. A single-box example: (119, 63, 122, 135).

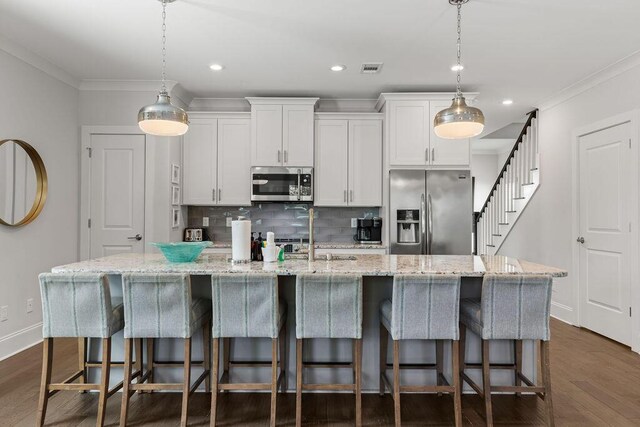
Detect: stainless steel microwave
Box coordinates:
(251, 167, 313, 202)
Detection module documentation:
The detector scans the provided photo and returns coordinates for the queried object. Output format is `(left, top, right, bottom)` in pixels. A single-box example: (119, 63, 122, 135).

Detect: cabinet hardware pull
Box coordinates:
(350, 190, 353, 202)
(284, 150, 288, 163)
(212, 189, 216, 202)
(278, 150, 281, 163)
(432, 148, 435, 162)
(425, 148, 429, 163)
(218, 189, 221, 202)
(344, 190, 347, 203)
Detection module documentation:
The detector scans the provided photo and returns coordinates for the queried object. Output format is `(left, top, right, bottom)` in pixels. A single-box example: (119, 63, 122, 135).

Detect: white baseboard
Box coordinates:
(0, 322, 43, 361)
(551, 301, 575, 326)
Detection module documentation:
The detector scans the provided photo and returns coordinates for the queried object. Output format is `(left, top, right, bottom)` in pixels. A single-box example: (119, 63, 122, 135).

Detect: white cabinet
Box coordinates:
(386, 98, 470, 168)
(248, 98, 318, 167)
(182, 116, 251, 206)
(315, 119, 383, 207)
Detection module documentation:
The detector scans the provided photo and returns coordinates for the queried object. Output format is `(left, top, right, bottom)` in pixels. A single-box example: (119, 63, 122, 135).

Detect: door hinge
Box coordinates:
(88, 218, 91, 228)
(86, 147, 92, 158)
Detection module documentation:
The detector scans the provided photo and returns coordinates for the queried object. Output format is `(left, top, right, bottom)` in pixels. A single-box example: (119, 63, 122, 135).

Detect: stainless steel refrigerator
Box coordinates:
(390, 170, 472, 255)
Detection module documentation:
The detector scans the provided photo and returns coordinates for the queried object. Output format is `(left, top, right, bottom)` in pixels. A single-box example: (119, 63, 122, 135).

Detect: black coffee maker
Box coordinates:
(355, 217, 382, 243)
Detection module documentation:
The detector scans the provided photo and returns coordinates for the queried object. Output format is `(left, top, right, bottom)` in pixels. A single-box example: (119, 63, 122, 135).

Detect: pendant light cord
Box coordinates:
(455, 2, 462, 98)
(161, 0, 167, 94)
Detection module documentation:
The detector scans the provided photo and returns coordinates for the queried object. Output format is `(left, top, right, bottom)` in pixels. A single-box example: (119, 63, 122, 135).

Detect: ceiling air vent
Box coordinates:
(360, 62, 383, 74)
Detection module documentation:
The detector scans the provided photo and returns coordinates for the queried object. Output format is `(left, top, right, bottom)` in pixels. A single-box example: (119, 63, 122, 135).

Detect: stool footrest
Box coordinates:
(228, 360, 279, 368)
(464, 362, 517, 370)
(216, 371, 283, 392)
(303, 361, 353, 369)
(385, 362, 437, 370)
(302, 383, 355, 391)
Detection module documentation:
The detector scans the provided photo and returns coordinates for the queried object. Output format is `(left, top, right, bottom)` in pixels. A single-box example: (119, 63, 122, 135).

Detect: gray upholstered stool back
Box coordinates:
(122, 273, 207, 339)
(296, 274, 363, 339)
(211, 273, 283, 338)
(39, 272, 123, 338)
(388, 274, 461, 340)
(480, 274, 553, 340)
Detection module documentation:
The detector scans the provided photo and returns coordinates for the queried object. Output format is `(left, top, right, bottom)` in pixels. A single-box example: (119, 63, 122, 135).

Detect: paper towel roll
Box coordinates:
(232, 218, 251, 262)
(266, 231, 275, 245)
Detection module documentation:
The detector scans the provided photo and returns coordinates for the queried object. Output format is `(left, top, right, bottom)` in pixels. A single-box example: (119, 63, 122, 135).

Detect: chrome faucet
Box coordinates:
(308, 207, 315, 262)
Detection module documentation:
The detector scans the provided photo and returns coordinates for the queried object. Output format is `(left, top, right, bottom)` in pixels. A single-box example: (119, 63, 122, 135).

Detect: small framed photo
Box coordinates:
(171, 185, 181, 205)
(171, 164, 180, 184)
(172, 208, 180, 228)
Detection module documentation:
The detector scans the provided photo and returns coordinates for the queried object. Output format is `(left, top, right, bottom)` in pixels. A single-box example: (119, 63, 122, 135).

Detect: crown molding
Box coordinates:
(78, 79, 178, 92)
(246, 97, 319, 106)
(188, 98, 251, 112)
(537, 49, 640, 111)
(0, 34, 80, 89)
(375, 92, 478, 112)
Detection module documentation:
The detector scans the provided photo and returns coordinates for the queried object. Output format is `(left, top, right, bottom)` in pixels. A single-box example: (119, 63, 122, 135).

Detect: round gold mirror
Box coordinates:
(0, 139, 47, 226)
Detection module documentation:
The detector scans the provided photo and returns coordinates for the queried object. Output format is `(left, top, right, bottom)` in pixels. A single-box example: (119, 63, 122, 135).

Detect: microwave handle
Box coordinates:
(297, 169, 302, 201)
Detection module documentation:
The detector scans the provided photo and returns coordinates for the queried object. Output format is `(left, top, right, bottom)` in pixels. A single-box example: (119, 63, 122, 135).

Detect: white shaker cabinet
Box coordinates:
(250, 104, 283, 166)
(283, 104, 315, 166)
(315, 118, 383, 207)
(429, 100, 471, 166)
(182, 115, 251, 206)
(182, 118, 217, 205)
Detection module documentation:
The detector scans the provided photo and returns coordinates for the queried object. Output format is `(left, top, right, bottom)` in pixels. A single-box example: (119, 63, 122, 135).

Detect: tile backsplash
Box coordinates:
(187, 204, 380, 244)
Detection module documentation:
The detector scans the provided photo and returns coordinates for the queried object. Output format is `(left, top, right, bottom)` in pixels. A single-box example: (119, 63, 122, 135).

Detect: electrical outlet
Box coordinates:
(0, 306, 7, 322)
(202, 217, 209, 227)
(226, 217, 233, 227)
(27, 298, 34, 313)
(351, 218, 358, 228)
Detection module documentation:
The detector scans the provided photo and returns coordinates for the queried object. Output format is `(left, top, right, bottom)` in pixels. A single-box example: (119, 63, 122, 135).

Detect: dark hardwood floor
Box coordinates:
(2, 319, 640, 426)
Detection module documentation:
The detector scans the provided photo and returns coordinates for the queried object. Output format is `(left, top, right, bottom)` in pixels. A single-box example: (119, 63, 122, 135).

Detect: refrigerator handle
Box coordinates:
(427, 194, 433, 255)
(421, 193, 427, 254)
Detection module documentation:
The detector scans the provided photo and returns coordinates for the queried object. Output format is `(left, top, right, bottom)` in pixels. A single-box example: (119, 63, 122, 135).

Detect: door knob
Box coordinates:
(128, 234, 143, 241)
(576, 237, 585, 244)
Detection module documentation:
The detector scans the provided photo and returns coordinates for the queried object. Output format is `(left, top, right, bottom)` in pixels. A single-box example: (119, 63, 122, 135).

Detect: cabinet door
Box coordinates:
(429, 100, 471, 167)
(217, 119, 251, 206)
(283, 104, 314, 167)
(183, 118, 217, 205)
(251, 104, 283, 166)
(349, 120, 382, 206)
(389, 100, 429, 166)
(314, 120, 348, 206)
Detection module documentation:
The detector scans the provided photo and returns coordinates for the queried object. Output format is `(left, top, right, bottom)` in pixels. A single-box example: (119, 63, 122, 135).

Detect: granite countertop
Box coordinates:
(204, 242, 387, 250)
(52, 254, 567, 277)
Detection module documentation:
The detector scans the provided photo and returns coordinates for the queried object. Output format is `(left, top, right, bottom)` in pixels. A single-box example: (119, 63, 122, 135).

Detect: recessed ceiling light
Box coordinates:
(502, 99, 514, 105)
(331, 65, 346, 72)
(210, 64, 224, 71)
(451, 64, 464, 72)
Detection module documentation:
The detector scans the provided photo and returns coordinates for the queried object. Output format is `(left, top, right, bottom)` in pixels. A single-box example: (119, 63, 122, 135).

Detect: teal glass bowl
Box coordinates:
(150, 242, 212, 263)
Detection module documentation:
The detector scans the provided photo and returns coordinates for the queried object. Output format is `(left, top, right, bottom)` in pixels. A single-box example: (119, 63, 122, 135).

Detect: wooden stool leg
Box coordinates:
(119, 338, 133, 427)
(436, 340, 444, 396)
(78, 337, 87, 392)
(96, 338, 111, 427)
(515, 339, 523, 397)
(482, 339, 494, 427)
(146, 338, 155, 392)
(379, 322, 388, 396)
(296, 339, 303, 427)
(134, 339, 143, 387)
(210, 338, 219, 427)
(459, 323, 466, 379)
(355, 339, 362, 427)
(203, 321, 211, 393)
(279, 323, 287, 393)
(393, 340, 401, 427)
(180, 338, 192, 427)
(36, 338, 53, 427)
(222, 337, 230, 392)
(452, 340, 462, 427)
(352, 340, 357, 395)
(270, 338, 278, 427)
(541, 340, 555, 427)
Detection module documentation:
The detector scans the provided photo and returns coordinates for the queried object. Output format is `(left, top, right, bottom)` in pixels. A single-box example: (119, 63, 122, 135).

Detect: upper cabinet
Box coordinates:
(380, 94, 474, 168)
(183, 114, 251, 206)
(247, 98, 318, 167)
(315, 117, 383, 207)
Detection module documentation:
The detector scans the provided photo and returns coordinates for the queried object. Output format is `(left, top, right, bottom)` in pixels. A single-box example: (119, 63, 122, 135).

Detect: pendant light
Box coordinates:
(138, 0, 189, 136)
(434, 0, 484, 139)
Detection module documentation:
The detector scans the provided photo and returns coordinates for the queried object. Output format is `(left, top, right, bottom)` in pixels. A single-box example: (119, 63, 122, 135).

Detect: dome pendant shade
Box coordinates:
(138, 92, 189, 136)
(433, 96, 484, 139)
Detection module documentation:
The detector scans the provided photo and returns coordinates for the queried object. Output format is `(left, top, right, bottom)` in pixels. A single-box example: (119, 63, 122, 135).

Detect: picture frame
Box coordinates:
(171, 164, 180, 184)
(171, 185, 181, 205)
(172, 208, 180, 228)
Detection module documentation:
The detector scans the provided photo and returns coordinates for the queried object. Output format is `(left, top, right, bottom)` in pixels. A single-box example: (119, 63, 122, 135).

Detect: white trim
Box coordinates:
(78, 79, 177, 92)
(170, 84, 194, 109)
(551, 301, 575, 325)
(0, 34, 80, 89)
(188, 98, 251, 112)
(0, 322, 43, 361)
(571, 110, 640, 353)
(538, 49, 640, 111)
(314, 112, 384, 120)
(375, 92, 478, 112)
(245, 97, 319, 106)
(187, 111, 251, 119)
(80, 126, 146, 260)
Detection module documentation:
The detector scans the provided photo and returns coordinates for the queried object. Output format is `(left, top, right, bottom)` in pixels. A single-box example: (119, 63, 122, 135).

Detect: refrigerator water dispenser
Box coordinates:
(396, 209, 420, 244)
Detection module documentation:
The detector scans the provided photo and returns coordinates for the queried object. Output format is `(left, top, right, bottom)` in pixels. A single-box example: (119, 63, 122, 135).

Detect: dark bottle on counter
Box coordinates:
(250, 233, 257, 261)
(256, 232, 264, 261)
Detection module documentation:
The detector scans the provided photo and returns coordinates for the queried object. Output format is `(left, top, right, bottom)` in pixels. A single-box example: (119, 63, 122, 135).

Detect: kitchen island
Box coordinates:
(52, 254, 566, 392)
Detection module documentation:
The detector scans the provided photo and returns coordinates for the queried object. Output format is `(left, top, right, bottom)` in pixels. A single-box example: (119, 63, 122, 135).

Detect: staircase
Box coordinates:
(477, 110, 539, 255)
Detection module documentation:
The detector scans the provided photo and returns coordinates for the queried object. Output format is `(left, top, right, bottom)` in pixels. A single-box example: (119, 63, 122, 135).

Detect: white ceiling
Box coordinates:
(2, 0, 640, 135)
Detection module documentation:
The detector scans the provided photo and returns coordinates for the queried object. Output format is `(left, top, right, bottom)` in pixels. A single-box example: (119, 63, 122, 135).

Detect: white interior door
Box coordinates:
(89, 134, 146, 258)
(579, 122, 632, 345)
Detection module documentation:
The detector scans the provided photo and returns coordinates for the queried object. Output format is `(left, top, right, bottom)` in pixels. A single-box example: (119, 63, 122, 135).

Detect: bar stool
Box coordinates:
(459, 274, 554, 427)
(295, 273, 363, 427)
(120, 273, 211, 427)
(379, 274, 462, 427)
(37, 273, 141, 427)
(209, 273, 287, 427)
